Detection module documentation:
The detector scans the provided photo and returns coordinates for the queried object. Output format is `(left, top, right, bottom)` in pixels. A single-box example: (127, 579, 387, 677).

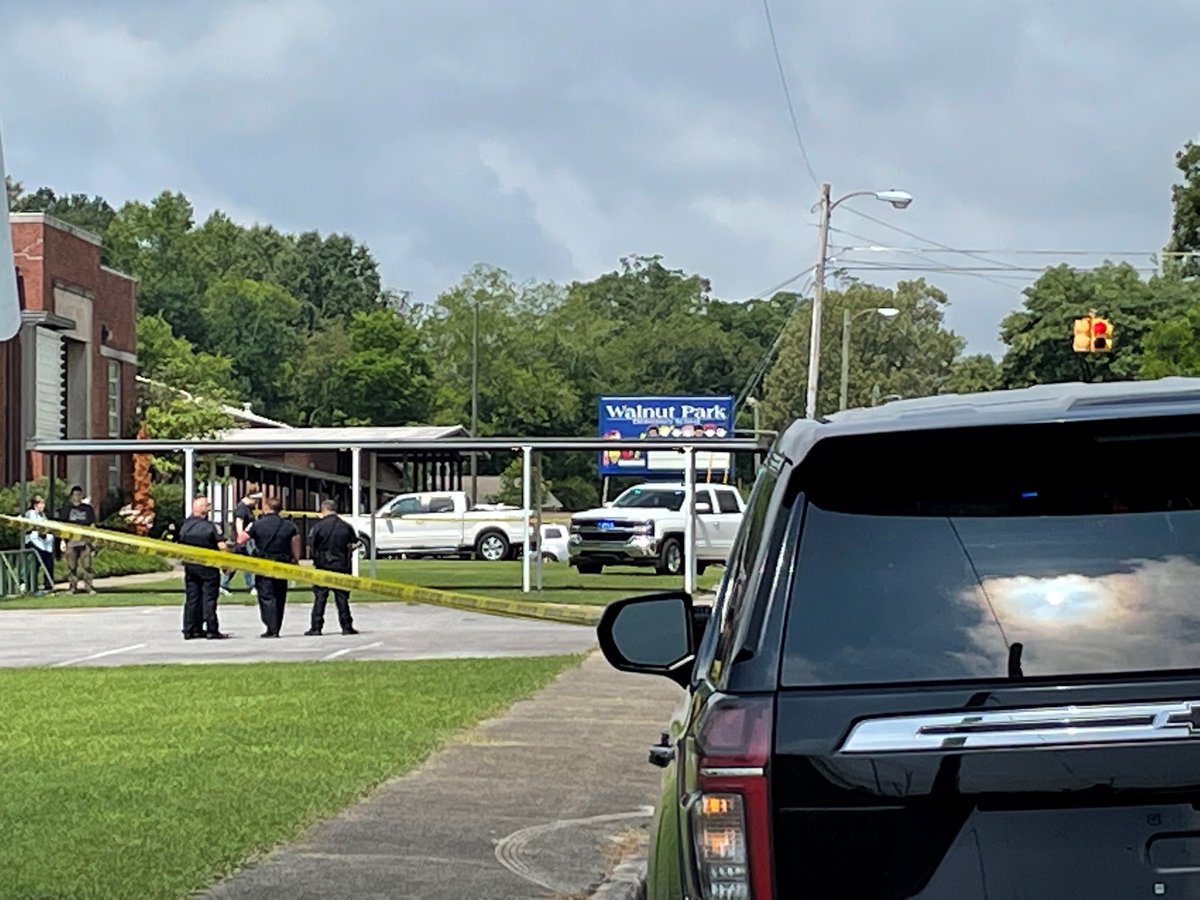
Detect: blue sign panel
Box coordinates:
(598, 395, 735, 477)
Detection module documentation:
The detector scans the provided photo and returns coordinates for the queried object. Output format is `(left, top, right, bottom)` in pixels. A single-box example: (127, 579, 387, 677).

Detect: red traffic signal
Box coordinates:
(1093, 321, 1108, 336)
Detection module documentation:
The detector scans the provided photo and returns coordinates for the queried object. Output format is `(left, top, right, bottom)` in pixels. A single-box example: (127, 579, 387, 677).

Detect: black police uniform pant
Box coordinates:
(183, 565, 220, 636)
(255, 574, 288, 635)
(311, 568, 354, 632)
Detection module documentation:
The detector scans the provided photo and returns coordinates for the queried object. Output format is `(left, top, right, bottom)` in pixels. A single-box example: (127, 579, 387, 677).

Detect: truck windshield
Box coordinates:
(780, 417, 1200, 687)
(612, 488, 685, 511)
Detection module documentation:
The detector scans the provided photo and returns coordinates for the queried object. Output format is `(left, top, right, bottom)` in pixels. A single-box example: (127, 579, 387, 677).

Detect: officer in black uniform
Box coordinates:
(178, 496, 229, 640)
(246, 496, 300, 638)
(304, 499, 360, 636)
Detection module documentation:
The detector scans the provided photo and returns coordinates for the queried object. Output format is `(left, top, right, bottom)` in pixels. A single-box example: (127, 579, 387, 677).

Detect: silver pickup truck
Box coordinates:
(568, 482, 744, 576)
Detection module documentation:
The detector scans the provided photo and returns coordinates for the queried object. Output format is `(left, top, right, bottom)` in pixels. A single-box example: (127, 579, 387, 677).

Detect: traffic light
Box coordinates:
(1071, 312, 1114, 353)
(1072, 316, 1092, 353)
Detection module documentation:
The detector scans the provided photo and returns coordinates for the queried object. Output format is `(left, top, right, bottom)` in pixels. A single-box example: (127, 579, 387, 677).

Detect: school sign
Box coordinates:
(598, 395, 735, 477)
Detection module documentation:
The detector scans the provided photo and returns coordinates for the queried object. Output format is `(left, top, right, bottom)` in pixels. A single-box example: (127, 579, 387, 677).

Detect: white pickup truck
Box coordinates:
(568, 482, 745, 576)
(348, 491, 535, 561)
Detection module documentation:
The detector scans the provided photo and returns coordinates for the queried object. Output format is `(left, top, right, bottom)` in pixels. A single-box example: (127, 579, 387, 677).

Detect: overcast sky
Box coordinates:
(2, 0, 1196, 354)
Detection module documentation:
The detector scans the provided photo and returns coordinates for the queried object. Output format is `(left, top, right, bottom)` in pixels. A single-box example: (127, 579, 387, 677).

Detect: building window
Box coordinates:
(107, 360, 120, 437)
(108, 455, 121, 492)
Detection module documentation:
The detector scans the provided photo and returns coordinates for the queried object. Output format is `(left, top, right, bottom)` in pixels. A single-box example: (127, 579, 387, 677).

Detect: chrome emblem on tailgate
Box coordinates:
(839, 700, 1200, 754)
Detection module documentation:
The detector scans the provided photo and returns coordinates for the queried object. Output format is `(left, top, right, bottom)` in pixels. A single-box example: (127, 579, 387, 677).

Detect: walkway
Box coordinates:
(0, 602, 596, 668)
(205, 651, 681, 898)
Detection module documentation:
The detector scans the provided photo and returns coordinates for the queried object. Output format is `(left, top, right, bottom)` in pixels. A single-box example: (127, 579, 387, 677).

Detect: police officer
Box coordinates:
(246, 496, 300, 638)
(304, 499, 360, 636)
(178, 496, 230, 640)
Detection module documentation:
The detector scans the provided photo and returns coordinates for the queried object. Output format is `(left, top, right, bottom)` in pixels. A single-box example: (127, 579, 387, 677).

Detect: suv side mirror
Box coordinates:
(597, 591, 698, 687)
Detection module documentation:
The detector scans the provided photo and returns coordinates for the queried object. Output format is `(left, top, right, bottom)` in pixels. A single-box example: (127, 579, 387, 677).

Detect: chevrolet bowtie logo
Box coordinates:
(1165, 704, 1200, 733)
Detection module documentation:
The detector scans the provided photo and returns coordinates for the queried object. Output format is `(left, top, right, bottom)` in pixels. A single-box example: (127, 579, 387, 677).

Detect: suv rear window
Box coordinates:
(781, 417, 1200, 687)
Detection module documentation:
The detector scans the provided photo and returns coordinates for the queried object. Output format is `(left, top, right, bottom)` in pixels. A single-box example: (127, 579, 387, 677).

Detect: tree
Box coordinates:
(998, 263, 1195, 387)
(137, 313, 239, 401)
(761, 279, 964, 426)
(8, 184, 116, 239)
(944, 354, 1002, 394)
(424, 265, 579, 435)
(1140, 303, 1200, 378)
(106, 192, 208, 344)
(279, 231, 386, 327)
(1166, 140, 1200, 278)
(316, 309, 432, 426)
(202, 277, 304, 411)
(135, 315, 238, 473)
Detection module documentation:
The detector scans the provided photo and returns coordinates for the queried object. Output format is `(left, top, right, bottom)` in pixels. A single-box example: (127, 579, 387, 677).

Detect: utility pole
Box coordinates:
(839, 308, 852, 412)
(805, 182, 832, 419)
(470, 295, 479, 505)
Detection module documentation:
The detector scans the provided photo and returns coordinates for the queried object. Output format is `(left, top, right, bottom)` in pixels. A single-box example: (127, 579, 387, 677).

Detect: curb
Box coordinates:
(590, 856, 646, 900)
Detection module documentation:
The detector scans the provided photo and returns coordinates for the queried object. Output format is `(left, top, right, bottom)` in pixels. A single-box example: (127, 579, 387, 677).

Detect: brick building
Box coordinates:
(0, 213, 138, 502)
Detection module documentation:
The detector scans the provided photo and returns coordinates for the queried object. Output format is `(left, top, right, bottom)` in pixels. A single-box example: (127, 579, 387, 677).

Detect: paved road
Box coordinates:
(0, 603, 597, 668)
(206, 651, 681, 899)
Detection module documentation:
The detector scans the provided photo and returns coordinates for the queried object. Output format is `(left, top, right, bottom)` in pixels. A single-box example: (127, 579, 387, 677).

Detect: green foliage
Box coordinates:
(998, 264, 1197, 387)
(1167, 140, 1200, 278)
(51, 551, 170, 582)
(138, 313, 240, 401)
(136, 315, 236, 462)
(202, 276, 304, 411)
(425, 264, 579, 435)
(944, 353, 1003, 394)
(493, 456, 551, 507)
(107, 192, 209, 343)
(8, 183, 116, 238)
(1140, 304, 1200, 378)
(551, 475, 600, 511)
(761, 279, 964, 426)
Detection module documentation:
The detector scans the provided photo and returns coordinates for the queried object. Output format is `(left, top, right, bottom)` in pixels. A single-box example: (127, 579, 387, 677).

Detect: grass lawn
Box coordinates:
(0, 560, 723, 610)
(0, 656, 577, 899)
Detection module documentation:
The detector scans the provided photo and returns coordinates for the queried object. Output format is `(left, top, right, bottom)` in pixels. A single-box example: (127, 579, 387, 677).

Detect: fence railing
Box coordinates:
(0, 549, 52, 598)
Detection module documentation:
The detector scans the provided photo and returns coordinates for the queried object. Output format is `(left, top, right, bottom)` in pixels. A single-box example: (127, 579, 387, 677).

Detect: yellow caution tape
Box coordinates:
(0, 516, 598, 627)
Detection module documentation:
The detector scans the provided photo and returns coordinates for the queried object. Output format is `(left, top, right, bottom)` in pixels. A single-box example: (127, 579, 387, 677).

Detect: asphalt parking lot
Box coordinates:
(0, 602, 597, 668)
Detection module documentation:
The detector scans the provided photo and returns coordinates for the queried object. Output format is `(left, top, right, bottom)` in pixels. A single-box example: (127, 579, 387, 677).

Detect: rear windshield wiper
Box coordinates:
(1008, 642, 1024, 679)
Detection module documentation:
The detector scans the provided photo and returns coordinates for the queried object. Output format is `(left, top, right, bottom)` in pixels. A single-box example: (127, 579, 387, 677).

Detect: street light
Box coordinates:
(839, 307, 899, 411)
(805, 185, 913, 419)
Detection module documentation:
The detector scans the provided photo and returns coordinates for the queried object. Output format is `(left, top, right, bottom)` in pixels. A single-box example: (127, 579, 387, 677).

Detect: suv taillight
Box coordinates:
(691, 696, 774, 900)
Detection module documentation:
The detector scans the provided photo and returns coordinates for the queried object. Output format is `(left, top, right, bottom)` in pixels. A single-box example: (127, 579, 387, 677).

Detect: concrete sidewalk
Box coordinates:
(205, 651, 682, 899)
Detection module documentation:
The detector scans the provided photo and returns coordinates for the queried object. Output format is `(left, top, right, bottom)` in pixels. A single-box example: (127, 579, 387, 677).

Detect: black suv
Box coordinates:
(598, 379, 1200, 899)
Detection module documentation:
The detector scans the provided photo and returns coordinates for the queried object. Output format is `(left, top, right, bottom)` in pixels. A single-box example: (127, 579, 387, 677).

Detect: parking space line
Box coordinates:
(51, 643, 147, 668)
(321, 641, 383, 662)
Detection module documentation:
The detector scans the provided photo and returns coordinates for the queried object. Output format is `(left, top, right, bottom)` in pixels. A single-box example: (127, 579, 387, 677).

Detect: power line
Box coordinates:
(839, 245, 1172, 258)
(827, 225, 1031, 290)
(761, 0, 818, 186)
(841, 205, 1027, 272)
(841, 263, 1161, 274)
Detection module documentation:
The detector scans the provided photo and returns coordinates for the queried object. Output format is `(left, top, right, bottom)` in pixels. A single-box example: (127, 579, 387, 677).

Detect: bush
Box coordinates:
(551, 476, 599, 511)
(52, 550, 171, 583)
(148, 482, 185, 541)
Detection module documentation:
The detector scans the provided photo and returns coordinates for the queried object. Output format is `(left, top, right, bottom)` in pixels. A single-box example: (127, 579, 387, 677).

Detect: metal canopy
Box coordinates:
(28, 433, 769, 598)
(28, 436, 766, 454)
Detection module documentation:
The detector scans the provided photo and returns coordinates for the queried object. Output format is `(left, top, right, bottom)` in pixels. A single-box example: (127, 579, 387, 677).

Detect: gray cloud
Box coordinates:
(2, 0, 1197, 354)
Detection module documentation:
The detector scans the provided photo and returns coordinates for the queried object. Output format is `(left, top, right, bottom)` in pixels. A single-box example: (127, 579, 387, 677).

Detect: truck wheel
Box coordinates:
(357, 535, 372, 558)
(657, 537, 684, 577)
(575, 562, 604, 575)
(475, 530, 510, 562)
